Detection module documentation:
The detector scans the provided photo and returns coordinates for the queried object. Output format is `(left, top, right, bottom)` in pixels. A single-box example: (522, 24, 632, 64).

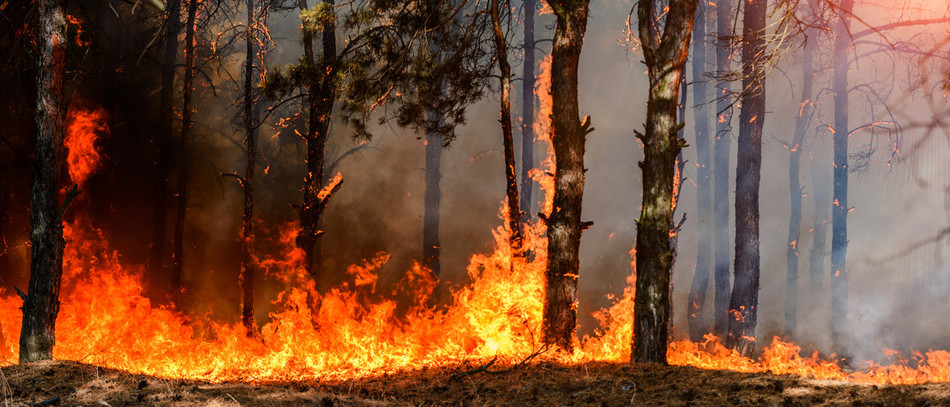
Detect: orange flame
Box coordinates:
(65, 107, 108, 186)
(530, 54, 555, 217)
(2, 198, 950, 383)
(1, 79, 950, 386)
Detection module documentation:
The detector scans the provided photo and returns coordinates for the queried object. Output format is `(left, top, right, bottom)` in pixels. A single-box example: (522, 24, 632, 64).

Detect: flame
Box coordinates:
(2, 63, 950, 389)
(529, 54, 555, 217)
(1, 170, 950, 384)
(65, 107, 108, 186)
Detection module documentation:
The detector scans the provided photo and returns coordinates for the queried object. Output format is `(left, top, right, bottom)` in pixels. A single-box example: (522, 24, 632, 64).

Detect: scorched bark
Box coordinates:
(20, 0, 68, 363)
(540, 0, 591, 353)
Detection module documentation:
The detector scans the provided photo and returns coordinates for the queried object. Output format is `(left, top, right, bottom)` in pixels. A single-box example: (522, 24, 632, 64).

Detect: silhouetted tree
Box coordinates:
(687, 1, 713, 342)
(726, 0, 766, 356)
(295, 0, 342, 279)
(489, 0, 524, 253)
(151, 0, 182, 279)
(784, 0, 820, 336)
(171, 0, 200, 302)
(711, 0, 733, 339)
(224, 0, 266, 333)
(520, 0, 537, 221)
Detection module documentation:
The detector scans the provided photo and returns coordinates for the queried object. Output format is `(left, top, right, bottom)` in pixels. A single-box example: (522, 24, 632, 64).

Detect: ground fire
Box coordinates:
(4, 0, 950, 404)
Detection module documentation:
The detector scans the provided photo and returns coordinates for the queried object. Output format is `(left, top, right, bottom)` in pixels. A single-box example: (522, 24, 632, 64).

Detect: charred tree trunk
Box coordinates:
(632, 0, 696, 364)
(520, 0, 536, 222)
(240, 0, 257, 333)
(296, 0, 339, 280)
(171, 0, 199, 302)
(785, 8, 815, 336)
(490, 0, 523, 253)
(830, 0, 853, 352)
(711, 0, 733, 339)
(687, 1, 713, 342)
(726, 0, 766, 356)
(20, 0, 68, 363)
(150, 0, 181, 279)
(540, 0, 590, 353)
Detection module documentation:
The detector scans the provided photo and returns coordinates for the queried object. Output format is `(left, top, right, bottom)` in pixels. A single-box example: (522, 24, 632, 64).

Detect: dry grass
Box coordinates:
(2, 359, 950, 406)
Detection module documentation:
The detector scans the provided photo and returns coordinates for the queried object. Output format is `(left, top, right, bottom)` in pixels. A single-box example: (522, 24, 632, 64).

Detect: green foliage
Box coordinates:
(263, 0, 496, 145)
(335, 0, 494, 144)
(261, 56, 333, 100)
(300, 3, 336, 34)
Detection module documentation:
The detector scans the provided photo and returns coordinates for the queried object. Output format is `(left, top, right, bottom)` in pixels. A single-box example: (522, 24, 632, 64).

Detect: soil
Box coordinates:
(2, 359, 949, 406)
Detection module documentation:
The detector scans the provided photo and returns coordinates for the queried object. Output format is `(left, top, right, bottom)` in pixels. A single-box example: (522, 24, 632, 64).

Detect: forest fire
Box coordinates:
(5, 0, 950, 403)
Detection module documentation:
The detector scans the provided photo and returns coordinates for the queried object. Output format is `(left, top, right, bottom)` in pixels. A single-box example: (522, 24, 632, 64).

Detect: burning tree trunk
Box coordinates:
(830, 0, 854, 352)
(785, 3, 816, 335)
(19, 0, 71, 363)
(171, 0, 199, 301)
(489, 0, 523, 253)
(726, 0, 766, 356)
(151, 0, 181, 278)
(540, 0, 591, 353)
(632, 0, 697, 364)
(711, 0, 733, 339)
(520, 0, 536, 222)
(687, 1, 713, 342)
(296, 0, 340, 279)
(240, 0, 258, 332)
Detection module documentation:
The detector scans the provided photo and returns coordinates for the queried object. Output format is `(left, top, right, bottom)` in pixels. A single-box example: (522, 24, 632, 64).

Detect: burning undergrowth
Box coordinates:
(2, 207, 950, 385)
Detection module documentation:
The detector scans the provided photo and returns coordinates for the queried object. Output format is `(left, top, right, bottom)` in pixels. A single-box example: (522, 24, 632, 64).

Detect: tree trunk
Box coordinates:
(784, 7, 815, 336)
(240, 0, 257, 333)
(540, 0, 590, 353)
(726, 0, 766, 356)
(150, 0, 181, 279)
(830, 0, 853, 352)
(711, 0, 733, 339)
(423, 127, 443, 276)
(632, 0, 696, 364)
(520, 0, 535, 222)
(808, 153, 831, 292)
(686, 1, 712, 342)
(171, 0, 199, 303)
(20, 0, 67, 363)
(296, 0, 338, 280)
(490, 0, 523, 253)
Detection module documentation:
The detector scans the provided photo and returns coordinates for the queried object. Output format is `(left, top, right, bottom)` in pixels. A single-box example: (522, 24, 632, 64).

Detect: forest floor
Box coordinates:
(3, 359, 950, 406)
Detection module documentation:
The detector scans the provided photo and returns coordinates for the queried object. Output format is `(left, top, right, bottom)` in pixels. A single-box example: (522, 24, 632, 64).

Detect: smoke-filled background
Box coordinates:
(1, 0, 950, 363)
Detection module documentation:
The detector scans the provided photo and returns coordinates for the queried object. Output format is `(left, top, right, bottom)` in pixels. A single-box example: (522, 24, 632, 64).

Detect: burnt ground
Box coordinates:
(2, 360, 950, 406)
